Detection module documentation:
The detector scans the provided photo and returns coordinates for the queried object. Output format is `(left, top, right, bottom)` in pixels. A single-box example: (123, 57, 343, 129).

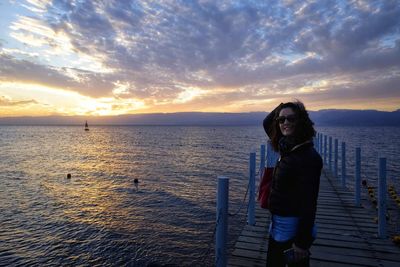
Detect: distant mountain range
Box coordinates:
(310, 109, 400, 126)
(0, 109, 399, 126)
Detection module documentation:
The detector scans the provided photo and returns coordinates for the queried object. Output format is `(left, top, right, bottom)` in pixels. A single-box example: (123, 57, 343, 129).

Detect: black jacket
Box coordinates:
(263, 113, 323, 249)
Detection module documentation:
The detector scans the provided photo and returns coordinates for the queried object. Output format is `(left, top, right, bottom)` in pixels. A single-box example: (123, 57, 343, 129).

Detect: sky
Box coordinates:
(0, 0, 399, 117)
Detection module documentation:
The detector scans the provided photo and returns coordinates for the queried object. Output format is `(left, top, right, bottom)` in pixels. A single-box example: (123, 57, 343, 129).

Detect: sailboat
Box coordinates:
(84, 120, 89, 131)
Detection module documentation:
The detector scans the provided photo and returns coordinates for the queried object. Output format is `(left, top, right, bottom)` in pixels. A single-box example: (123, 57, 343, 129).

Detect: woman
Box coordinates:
(263, 101, 322, 267)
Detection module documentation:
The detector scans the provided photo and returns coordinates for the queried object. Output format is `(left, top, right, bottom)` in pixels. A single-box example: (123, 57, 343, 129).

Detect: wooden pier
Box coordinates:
(228, 169, 400, 267)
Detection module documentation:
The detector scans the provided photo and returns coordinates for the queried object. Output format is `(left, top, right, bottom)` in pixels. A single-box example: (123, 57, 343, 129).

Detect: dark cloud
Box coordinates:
(4, 0, 400, 108)
(0, 53, 75, 87)
(0, 54, 116, 98)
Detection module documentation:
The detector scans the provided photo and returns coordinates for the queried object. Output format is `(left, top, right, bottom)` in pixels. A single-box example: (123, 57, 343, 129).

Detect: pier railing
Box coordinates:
(215, 133, 395, 266)
(215, 142, 276, 267)
(315, 132, 389, 238)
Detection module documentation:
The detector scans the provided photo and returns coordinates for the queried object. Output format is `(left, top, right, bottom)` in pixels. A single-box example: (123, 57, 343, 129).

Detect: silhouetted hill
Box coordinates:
(0, 110, 399, 126)
(309, 109, 400, 126)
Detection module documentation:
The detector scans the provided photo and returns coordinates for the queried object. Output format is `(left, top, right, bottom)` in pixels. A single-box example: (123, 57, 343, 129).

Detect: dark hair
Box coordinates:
(270, 101, 316, 151)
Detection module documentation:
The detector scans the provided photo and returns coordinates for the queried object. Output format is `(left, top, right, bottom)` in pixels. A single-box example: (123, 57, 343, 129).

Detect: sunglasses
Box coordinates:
(276, 115, 297, 124)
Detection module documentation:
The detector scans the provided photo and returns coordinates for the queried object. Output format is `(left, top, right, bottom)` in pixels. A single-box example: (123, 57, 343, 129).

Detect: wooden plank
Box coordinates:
(243, 224, 268, 233)
(315, 214, 377, 224)
(311, 245, 400, 261)
(231, 248, 267, 261)
(228, 169, 400, 267)
(316, 223, 377, 233)
(234, 241, 267, 251)
(228, 256, 265, 267)
(311, 250, 400, 267)
(315, 233, 400, 250)
(237, 235, 265, 244)
(311, 259, 359, 267)
(310, 250, 379, 266)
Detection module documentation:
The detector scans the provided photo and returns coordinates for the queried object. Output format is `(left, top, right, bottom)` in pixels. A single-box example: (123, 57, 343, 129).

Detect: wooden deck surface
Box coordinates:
(228, 170, 400, 267)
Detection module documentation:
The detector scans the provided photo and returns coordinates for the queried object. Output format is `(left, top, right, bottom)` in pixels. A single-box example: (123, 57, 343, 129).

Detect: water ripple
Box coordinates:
(1, 125, 399, 266)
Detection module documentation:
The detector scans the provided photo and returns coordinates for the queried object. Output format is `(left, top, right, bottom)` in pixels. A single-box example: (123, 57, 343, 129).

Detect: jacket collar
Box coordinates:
(279, 136, 312, 155)
(290, 140, 312, 152)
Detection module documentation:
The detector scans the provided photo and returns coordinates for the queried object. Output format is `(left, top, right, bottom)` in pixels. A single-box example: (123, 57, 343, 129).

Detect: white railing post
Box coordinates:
(319, 133, 324, 155)
(266, 141, 279, 167)
(329, 136, 332, 171)
(216, 176, 229, 267)
(319, 134, 324, 157)
(341, 142, 346, 187)
(355, 147, 361, 206)
(247, 152, 256, 226)
(334, 139, 338, 178)
(324, 135, 327, 164)
(260, 145, 266, 172)
(378, 158, 387, 238)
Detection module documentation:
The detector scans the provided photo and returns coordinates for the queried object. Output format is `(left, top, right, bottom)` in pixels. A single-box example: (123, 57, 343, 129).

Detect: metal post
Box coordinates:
(260, 145, 266, 171)
(318, 133, 322, 154)
(378, 158, 387, 238)
(329, 136, 332, 171)
(341, 142, 346, 187)
(319, 134, 324, 156)
(324, 135, 327, 164)
(216, 176, 229, 267)
(248, 152, 256, 226)
(320, 133, 323, 156)
(355, 147, 361, 206)
(266, 141, 279, 168)
(334, 139, 338, 178)
(313, 136, 316, 153)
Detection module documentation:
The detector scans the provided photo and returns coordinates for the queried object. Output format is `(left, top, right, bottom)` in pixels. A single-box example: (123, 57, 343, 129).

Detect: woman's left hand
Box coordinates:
(292, 243, 309, 262)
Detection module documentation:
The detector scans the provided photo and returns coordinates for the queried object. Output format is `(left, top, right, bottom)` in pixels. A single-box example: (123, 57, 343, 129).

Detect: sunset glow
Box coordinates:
(1, 0, 399, 116)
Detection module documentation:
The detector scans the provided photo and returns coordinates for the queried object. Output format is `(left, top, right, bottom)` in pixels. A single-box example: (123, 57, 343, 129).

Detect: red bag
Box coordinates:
(257, 167, 274, 209)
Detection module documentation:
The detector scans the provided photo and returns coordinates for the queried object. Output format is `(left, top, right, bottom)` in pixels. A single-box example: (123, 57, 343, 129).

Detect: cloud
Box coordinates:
(2, 0, 400, 111)
(0, 53, 117, 97)
(0, 95, 38, 106)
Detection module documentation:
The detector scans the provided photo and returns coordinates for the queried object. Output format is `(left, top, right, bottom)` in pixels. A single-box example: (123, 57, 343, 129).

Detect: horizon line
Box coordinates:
(1, 108, 399, 118)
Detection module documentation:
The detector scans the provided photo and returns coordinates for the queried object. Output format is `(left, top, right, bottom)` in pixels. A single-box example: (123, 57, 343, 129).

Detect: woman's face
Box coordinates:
(278, 107, 297, 136)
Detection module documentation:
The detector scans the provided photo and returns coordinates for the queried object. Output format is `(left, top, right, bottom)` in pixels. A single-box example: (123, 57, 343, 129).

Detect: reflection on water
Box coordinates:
(1, 126, 399, 266)
(0, 126, 266, 266)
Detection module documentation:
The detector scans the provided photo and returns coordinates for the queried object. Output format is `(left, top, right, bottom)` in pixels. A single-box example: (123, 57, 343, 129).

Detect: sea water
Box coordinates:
(0, 125, 399, 266)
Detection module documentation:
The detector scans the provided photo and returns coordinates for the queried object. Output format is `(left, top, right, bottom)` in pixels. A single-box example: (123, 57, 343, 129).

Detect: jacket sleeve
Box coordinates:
(293, 153, 322, 249)
(263, 104, 282, 139)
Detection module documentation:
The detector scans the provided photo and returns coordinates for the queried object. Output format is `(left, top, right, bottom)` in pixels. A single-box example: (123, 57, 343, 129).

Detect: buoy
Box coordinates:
(134, 178, 139, 191)
(67, 173, 71, 179)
